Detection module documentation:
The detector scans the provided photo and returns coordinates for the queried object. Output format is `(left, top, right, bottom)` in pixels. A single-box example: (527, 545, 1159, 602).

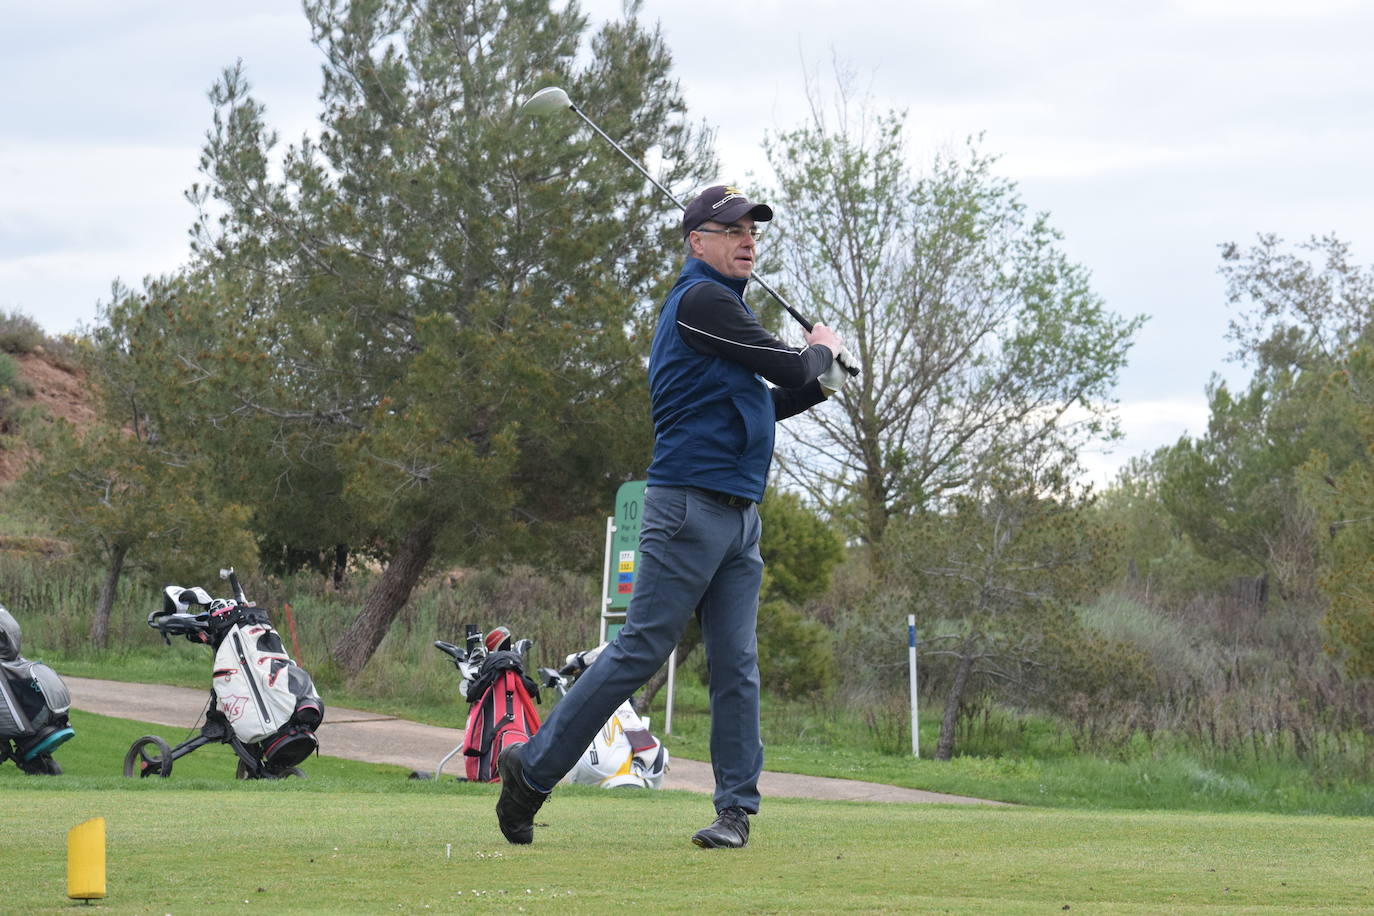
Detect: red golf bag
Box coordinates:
(460, 650, 542, 782)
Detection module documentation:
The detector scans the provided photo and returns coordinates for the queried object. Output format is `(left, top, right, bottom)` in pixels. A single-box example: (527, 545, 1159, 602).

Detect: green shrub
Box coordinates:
(0, 352, 20, 391)
(757, 599, 837, 699)
(40, 334, 84, 373)
(0, 310, 44, 354)
(819, 574, 917, 701)
(0, 352, 34, 434)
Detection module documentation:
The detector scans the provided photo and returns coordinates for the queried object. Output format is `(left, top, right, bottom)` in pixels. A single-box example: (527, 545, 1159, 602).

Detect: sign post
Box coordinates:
(598, 481, 675, 733)
(597, 516, 616, 644)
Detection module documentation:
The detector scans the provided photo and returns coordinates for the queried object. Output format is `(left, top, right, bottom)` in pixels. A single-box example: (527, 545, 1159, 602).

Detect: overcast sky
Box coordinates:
(5, 0, 1372, 484)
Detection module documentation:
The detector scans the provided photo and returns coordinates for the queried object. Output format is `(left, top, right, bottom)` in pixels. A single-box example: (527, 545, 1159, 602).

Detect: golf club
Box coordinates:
(521, 86, 858, 377)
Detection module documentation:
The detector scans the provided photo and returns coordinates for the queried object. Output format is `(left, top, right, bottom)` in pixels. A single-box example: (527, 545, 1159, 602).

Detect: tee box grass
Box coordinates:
(4, 787, 1371, 914)
(2, 713, 1372, 914)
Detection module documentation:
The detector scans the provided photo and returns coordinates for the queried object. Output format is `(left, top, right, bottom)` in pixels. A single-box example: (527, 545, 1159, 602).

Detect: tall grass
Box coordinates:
(279, 564, 604, 710)
(0, 552, 107, 652)
(1075, 591, 1374, 782)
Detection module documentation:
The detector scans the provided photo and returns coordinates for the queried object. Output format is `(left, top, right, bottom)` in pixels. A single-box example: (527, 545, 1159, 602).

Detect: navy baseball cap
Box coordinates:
(681, 185, 773, 239)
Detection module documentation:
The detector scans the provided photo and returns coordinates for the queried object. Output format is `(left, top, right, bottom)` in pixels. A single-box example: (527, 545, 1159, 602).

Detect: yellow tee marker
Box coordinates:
(67, 817, 106, 902)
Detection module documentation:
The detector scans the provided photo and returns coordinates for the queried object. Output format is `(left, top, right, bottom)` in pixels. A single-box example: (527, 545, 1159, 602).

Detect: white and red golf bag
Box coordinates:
(209, 606, 322, 764)
(158, 584, 324, 770)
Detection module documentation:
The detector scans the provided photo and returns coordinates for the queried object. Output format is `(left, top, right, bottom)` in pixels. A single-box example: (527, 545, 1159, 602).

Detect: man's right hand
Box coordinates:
(805, 322, 844, 354)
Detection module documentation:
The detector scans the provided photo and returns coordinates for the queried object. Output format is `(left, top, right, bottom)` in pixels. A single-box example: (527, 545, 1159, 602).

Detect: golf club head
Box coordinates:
(521, 86, 572, 117)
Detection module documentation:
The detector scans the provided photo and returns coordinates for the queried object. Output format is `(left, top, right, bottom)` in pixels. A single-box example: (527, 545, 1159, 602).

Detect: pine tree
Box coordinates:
(96, 0, 716, 674)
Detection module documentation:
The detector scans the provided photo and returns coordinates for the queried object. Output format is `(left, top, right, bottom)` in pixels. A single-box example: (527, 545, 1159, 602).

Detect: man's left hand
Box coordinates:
(834, 347, 859, 376)
(818, 350, 851, 397)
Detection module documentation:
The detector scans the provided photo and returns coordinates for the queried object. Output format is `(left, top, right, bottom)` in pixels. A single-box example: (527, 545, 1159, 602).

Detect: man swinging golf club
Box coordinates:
(496, 184, 852, 849)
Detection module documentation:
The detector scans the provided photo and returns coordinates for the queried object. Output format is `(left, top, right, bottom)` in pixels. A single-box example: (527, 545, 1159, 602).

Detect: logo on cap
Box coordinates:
(711, 187, 744, 210)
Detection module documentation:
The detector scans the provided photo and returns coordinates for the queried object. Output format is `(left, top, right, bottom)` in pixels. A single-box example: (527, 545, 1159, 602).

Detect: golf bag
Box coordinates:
(460, 648, 542, 783)
(125, 571, 323, 779)
(541, 644, 669, 790)
(0, 604, 75, 775)
(422, 628, 666, 788)
(204, 598, 323, 767)
(417, 625, 541, 782)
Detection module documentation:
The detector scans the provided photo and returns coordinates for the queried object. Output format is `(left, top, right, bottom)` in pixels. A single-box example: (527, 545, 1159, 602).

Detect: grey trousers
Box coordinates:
(521, 485, 765, 813)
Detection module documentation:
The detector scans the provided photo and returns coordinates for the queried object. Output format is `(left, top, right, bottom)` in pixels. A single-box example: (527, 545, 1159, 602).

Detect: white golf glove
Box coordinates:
(818, 348, 854, 397)
(835, 347, 858, 375)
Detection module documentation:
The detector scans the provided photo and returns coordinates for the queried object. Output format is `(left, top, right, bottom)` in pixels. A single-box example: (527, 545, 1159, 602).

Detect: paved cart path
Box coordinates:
(66, 676, 1007, 806)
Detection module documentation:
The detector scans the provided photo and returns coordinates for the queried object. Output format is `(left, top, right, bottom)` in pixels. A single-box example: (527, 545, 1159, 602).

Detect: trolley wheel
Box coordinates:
(235, 758, 305, 780)
(18, 753, 62, 775)
(123, 735, 173, 778)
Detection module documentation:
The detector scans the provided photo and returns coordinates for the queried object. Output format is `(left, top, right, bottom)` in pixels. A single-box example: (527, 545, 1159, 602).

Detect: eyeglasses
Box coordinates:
(694, 224, 765, 240)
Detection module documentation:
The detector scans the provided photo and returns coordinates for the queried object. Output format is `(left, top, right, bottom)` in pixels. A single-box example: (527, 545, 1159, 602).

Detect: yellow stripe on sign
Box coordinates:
(618, 561, 634, 572)
(68, 817, 106, 900)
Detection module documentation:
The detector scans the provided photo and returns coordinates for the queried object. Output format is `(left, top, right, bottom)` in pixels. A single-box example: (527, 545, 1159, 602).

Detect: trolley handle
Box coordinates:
(433, 640, 468, 667)
(147, 610, 211, 645)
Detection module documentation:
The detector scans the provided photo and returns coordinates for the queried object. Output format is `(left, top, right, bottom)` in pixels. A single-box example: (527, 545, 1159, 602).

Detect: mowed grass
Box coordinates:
(4, 786, 1372, 914)
(4, 709, 412, 784)
(2, 714, 1372, 914)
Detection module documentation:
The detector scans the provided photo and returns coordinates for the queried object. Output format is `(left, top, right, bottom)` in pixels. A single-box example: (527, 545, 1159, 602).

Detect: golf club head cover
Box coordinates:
(162, 585, 213, 616)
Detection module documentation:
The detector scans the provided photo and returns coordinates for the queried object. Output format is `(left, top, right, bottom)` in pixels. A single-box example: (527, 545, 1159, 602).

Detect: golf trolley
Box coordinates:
(0, 603, 75, 775)
(123, 568, 324, 780)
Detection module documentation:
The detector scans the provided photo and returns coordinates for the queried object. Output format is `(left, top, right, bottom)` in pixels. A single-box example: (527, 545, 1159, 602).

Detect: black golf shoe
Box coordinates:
(691, 805, 750, 849)
(495, 743, 549, 844)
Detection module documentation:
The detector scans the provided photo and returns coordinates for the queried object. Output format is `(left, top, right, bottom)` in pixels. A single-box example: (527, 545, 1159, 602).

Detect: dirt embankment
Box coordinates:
(0, 352, 95, 554)
(19, 351, 96, 426)
(0, 351, 96, 485)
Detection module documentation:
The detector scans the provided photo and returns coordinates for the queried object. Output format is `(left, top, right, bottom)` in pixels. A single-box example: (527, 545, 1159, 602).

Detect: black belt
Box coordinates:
(695, 487, 754, 509)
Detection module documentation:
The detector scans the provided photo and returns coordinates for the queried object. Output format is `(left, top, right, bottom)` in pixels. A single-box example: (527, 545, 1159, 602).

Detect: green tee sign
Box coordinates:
(607, 480, 647, 610)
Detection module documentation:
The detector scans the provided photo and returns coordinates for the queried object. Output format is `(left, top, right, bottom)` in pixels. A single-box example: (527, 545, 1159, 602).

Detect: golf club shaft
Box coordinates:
(570, 105, 834, 342)
(570, 105, 687, 221)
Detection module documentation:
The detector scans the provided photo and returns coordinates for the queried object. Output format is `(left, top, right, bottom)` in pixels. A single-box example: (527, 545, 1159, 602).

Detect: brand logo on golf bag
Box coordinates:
(599, 716, 624, 745)
(220, 695, 249, 721)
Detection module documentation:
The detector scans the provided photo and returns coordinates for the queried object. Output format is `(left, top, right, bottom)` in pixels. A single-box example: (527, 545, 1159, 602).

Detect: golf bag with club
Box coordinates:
(421, 625, 543, 783)
(539, 643, 669, 790)
(419, 628, 667, 788)
(0, 604, 75, 775)
(123, 568, 324, 780)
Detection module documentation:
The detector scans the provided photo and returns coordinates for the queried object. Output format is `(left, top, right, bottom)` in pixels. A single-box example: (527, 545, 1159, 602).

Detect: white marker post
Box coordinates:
(908, 614, 920, 758)
(664, 647, 676, 735)
(598, 516, 615, 644)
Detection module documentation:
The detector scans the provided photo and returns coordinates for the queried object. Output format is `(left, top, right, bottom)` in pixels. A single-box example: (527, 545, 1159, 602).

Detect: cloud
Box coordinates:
(0, 142, 200, 332)
(1078, 396, 1213, 486)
